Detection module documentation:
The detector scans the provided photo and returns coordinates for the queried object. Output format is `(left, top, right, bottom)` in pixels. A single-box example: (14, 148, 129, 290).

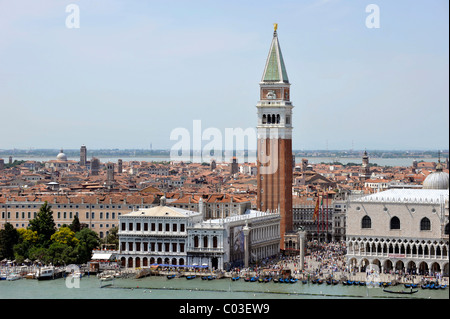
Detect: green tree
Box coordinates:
(51, 227, 79, 246)
(74, 228, 100, 263)
(102, 226, 119, 249)
(28, 246, 51, 264)
(28, 201, 56, 247)
(13, 228, 39, 262)
(0, 223, 19, 260)
(69, 215, 81, 233)
(47, 242, 78, 265)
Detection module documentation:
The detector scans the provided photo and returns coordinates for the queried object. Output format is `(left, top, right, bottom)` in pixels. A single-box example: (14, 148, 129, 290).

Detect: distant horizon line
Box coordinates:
(0, 148, 448, 153)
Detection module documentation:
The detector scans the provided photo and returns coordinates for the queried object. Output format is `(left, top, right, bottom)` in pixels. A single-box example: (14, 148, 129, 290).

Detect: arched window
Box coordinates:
(445, 223, 449, 235)
(276, 114, 280, 123)
(420, 217, 431, 231)
(262, 114, 267, 124)
(390, 216, 400, 230)
(361, 216, 371, 229)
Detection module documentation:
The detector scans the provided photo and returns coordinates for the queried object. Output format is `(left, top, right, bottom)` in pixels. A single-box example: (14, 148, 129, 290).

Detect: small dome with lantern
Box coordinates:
(56, 148, 68, 161)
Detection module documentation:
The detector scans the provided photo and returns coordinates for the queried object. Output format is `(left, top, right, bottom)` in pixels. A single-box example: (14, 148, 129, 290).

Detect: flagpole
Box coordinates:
(326, 191, 328, 243)
(321, 192, 324, 242)
(315, 193, 320, 241)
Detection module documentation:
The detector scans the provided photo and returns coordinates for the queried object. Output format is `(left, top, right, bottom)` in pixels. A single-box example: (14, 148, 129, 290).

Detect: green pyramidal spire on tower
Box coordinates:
(261, 24, 289, 83)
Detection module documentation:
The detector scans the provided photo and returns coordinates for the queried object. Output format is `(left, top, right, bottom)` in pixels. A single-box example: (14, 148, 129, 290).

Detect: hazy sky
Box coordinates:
(0, 0, 448, 151)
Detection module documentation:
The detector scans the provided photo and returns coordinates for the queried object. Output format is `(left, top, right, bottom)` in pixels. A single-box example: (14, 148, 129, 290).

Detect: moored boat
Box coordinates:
(6, 273, 22, 281)
(383, 288, 419, 295)
(37, 267, 62, 281)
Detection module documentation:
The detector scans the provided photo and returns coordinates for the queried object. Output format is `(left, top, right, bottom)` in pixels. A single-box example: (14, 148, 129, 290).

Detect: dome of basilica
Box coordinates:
(423, 162, 449, 190)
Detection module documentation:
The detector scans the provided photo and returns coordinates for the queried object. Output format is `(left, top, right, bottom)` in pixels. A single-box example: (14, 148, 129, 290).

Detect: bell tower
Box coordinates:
(256, 24, 293, 249)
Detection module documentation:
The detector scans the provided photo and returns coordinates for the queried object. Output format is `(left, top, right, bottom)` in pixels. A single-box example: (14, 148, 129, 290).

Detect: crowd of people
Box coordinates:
(230, 240, 449, 286)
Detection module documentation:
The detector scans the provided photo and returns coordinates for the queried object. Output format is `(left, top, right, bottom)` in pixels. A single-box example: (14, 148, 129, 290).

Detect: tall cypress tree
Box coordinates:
(28, 201, 56, 247)
(0, 223, 19, 259)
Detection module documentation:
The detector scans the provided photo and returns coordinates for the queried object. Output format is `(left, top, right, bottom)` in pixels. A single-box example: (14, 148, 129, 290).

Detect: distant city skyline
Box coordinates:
(1, 0, 448, 151)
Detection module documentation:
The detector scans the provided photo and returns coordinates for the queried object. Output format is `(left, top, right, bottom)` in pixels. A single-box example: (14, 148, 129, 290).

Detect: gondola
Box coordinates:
(186, 275, 196, 280)
(317, 279, 323, 285)
(440, 285, 447, 289)
(421, 283, 430, 289)
(201, 276, 208, 280)
(290, 278, 298, 283)
(264, 277, 272, 283)
(279, 278, 284, 283)
(383, 288, 419, 295)
(207, 276, 216, 280)
(231, 276, 240, 281)
(332, 279, 339, 285)
(244, 277, 250, 282)
(273, 278, 279, 283)
(326, 280, 332, 285)
(301, 280, 308, 284)
(359, 281, 366, 286)
(250, 276, 258, 282)
(167, 274, 176, 279)
(404, 283, 418, 289)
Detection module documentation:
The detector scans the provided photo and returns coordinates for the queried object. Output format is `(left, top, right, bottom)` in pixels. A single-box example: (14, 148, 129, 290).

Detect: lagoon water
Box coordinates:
(0, 276, 448, 300)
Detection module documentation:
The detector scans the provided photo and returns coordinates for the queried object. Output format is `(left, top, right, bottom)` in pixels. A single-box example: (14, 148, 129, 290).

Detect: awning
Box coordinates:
(91, 252, 113, 260)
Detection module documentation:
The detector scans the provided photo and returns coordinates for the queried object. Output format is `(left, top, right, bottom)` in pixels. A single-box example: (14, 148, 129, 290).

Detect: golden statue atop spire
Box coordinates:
(274, 23, 278, 31)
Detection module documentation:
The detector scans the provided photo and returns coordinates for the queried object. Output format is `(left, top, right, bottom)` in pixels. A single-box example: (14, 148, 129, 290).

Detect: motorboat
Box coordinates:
(37, 267, 57, 280)
(98, 274, 115, 287)
(6, 273, 22, 281)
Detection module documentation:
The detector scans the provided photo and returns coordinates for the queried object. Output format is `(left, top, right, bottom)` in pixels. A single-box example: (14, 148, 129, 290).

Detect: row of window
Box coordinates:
(0, 204, 148, 210)
(8, 223, 117, 232)
(121, 222, 186, 233)
(361, 216, 450, 234)
(121, 241, 185, 253)
(261, 114, 291, 125)
(1, 211, 122, 220)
